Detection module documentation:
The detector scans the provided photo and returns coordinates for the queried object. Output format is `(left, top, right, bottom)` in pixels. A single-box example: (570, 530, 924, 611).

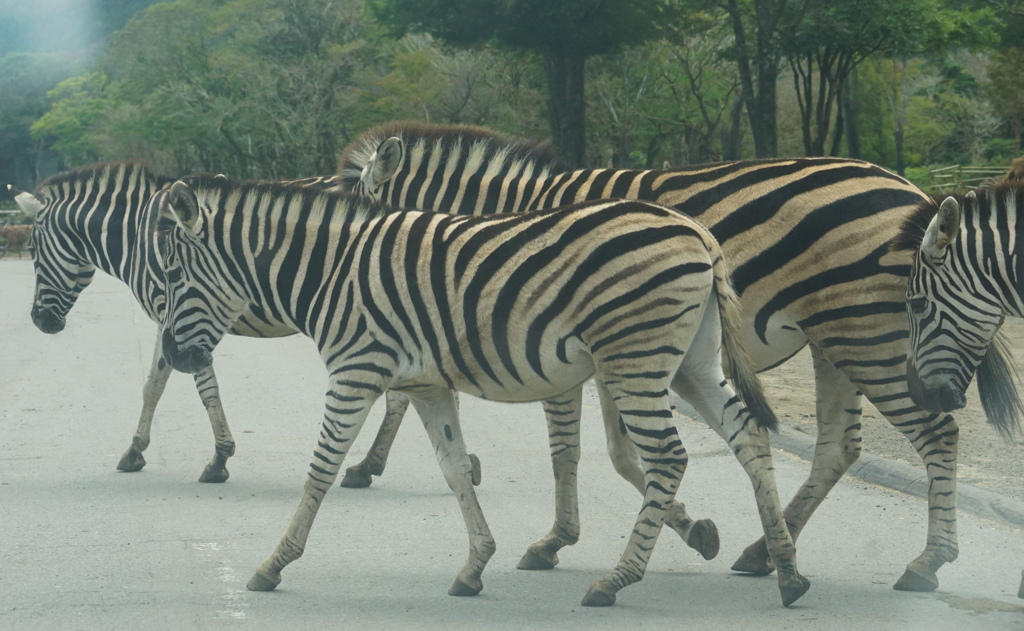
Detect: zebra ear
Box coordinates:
(921, 196, 961, 262)
(369, 137, 403, 188)
(162, 180, 202, 234)
(8, 185, 43, 219)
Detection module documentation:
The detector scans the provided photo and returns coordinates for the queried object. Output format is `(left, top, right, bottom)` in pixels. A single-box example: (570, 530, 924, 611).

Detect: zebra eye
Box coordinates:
(908, 296, 928, 314)
(167, 267, 184, 283)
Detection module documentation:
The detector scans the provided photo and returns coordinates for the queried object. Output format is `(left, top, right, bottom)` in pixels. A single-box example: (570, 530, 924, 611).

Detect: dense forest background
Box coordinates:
(3, 0, 1024, 197)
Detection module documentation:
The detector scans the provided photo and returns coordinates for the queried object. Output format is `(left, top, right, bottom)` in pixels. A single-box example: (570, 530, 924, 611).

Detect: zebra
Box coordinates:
(9, 161, 719, 569)
(8, 163, 345, 482)
(892, 183, 1024, 598)
(333, 121, 962, 593)
(154, 175, 809, 606)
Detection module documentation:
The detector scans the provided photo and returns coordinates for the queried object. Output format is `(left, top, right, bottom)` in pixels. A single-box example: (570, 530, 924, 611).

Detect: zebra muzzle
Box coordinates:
(31, 306, 65, 334)
(161, 327, 213, 374)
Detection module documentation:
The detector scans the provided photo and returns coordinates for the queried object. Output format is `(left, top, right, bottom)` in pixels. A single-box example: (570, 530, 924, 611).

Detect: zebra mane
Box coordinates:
(891, 180, 1024, 252)
(37, 161, 175, 196)
(181, 173, 393, 227)
(336, 120, 566, 188)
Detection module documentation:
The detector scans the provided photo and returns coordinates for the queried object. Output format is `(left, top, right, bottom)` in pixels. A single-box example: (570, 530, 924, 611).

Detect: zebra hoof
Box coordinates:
(779, 573, 811, 607)
(516, 548, 557, 571)
(116, 448, 146, 473)
(247, 571, 281, 592)
(581, 587, 616, 607)
(448, 578, 482, 597)
(731, 539, 775, 576)
(687, 519, 720, 560)
(469, 453, 482, 486)
(198, 464, 229, 483)
(894, 567, 938, 592)
(339, 465, 373, 488)
(1017, 570, 1024, 599)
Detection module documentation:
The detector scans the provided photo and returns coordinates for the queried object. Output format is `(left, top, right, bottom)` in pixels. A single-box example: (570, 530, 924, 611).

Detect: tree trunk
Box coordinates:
(542, 50, 587, 168)
(721, 95, 745, 161)
(894, 125, 905, 176)
(844, 67, 862, 159)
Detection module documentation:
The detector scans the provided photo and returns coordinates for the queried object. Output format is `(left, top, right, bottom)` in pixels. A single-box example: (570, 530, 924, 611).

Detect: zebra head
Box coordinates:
(156, 180, 247, 375)
(8, 184, 96, 334)
(904, 193, 1000, 413)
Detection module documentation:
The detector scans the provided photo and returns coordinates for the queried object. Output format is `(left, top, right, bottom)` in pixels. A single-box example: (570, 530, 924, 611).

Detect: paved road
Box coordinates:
(2, 260, 1024, 630)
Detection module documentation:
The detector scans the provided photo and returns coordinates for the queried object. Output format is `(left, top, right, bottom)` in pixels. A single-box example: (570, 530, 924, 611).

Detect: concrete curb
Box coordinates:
(772, 425, 1024, 530)
(671, 394, 1024, 530)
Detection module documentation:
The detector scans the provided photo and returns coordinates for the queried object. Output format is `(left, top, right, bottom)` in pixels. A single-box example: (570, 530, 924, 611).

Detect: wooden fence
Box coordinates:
(927, 165, 1008, 194)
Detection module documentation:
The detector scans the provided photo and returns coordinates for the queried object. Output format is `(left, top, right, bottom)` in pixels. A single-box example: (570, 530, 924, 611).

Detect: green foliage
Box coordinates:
(372, 0, 681, 56)
(31, 73, 114, 165)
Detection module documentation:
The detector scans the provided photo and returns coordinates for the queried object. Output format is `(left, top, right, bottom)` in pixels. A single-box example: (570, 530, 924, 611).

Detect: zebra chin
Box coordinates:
(907, 363, 967, 413)
(31, 306, 66, 334)
(161, 327, 214, 374)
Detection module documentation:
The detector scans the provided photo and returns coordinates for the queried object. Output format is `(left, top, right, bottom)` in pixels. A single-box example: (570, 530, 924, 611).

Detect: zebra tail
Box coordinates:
(976, 330, 1024, 441)
(709, 247, 780, 433)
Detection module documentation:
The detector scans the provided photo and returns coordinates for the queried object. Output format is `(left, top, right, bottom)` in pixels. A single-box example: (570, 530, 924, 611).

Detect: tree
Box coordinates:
(713, 0, 810, 158)
(0, 53, 84, 188)
(785, 0, 924, 156)
(372, 0, 682, 167)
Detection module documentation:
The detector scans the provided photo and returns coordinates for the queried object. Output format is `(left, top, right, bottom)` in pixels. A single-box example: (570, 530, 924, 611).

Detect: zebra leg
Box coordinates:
(247, 379, 378, 592)
(597, 380, 719, 560)
(732, 344, 863, 576)
(408, 386, 495, 596)
(672, 311, 807, 607)
(517, 387, 584, 570)
(340, 390, 480, 488)
(117, 343, 171, 473)
(193, 365, 235, 483)
(582, 381, 685, 607)
(891, 412, 958, 591)
(340, 390, 410, 488)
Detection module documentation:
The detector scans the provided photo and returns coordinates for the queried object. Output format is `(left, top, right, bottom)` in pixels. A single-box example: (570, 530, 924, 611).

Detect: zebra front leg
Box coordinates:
(340, 390, 410, 488)
(597, 380, 720, 560)
(247, 379, 377, 591)
(582, 382, 685, 607)
(733, 345, 863, 576)
(518, 387, 584, 570)
(408, 386, 495, 596)
(192, 364, 235, 483)
(117, 343, 171, 472)
(340, 390, 481, 488)
(892, 412, 958, 592)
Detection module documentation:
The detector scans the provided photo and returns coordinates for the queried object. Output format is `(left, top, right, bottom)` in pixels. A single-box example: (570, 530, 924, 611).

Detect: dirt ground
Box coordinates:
(758, 319, 1024, 501)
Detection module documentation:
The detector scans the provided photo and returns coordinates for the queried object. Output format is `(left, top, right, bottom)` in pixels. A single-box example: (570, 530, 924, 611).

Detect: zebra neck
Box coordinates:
(213, 204, 370, 340)
(72, 180, 162, 285)
(960, 206, 1024, 318)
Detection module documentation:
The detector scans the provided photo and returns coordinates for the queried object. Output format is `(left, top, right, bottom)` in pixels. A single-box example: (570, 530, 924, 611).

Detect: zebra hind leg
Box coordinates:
(518, 387, 584, 570)
(117, 342, 172, 473)
(582, 378, 686, 607)
(597, 380, 719, 561)
(732, 345, 863, 576)
(408, 386, 495, 596)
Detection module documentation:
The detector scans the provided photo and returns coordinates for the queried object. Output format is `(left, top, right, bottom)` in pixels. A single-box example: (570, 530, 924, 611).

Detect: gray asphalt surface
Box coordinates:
(3, 260, 1024, 630)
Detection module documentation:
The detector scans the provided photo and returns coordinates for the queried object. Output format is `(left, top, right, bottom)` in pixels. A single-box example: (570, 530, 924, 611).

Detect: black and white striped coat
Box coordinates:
(155, 176, 809, 606)
(893, 183, 1024, 599)
(335, 121, 956, 592)
(10, 163, 344, 481)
